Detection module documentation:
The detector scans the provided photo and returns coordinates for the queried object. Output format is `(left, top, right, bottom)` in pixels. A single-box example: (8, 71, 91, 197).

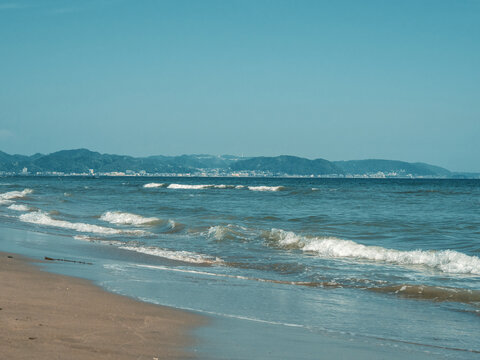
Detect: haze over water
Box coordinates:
(1, 176, 479, 358)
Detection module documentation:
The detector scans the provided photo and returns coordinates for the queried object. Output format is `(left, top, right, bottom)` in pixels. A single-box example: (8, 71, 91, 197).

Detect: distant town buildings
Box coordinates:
(0, 168, 452, 178)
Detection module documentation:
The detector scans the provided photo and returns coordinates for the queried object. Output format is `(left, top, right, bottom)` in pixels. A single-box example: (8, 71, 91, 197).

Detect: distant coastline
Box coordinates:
(1, 149, 478, 179)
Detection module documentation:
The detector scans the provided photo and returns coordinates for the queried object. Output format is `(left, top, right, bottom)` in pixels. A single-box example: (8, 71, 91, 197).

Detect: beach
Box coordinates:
(0, 251, 204, 360)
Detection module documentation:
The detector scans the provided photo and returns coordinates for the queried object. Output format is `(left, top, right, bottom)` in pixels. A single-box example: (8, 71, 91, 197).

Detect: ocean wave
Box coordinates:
(7, 204, 31, 212)
(265, 229, 480, 275)
(119, 246, 223, 265)
(163, 219, 185, 233)
(143, 183, 168, 188)
(0, 188, 33, 201)
(167, 183, 237, 190)
(207, 224, 249, 241)
(368, 284, 480, 304)
(100, 211, 160, 226)
(145, 183, 283, 191)
(211, 184, 227, 189)
(167, 184, 213, 190)
(19, 211, 146, 236)
(248, 186, 285, 192)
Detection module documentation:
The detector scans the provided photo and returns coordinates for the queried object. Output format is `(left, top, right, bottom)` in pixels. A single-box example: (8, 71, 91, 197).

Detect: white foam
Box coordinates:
(7, 204, 30, 212)
(248, 186, 284, 192)
(160, 219, 185, 233)
(120, 246, 223, 265)
(73, 235, 123, 245)
(73, 235, 95, 241)
(100, 211, 159, 226)
(143, 183, 167, 188)
(167, 219, 181, 229)
(167, 183, 213, 190)
(0, 188, 33, 201)
(267, 229, 480, 275)
(167, 183, 238, 190)
(208, 225, 230, 240)
(168, 183, 235, 190)
(19, 211, 146, 236)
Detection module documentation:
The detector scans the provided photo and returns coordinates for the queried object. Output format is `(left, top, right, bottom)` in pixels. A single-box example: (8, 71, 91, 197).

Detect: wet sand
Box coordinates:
(0, 252, 204, 359)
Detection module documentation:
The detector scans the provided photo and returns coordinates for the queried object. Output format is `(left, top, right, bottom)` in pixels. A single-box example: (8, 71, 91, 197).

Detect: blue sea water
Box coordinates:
(1, 177, 479, 359)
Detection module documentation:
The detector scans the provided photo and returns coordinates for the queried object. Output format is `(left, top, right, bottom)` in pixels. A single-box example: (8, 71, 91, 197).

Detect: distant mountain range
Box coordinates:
(0, 149, 477, 178)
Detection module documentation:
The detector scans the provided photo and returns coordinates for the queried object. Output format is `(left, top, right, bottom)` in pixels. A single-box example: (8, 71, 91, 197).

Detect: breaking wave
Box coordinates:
(143, 183, 167, 188)
(0, 188, 33, 202)
(100, 211, 160, 226)
(7, 204, 31, 212)
(119, 245, 223, 265)
(163, 219, 185, 233)
(265, 229, 480, 275)
(19, 211, 146, 236)
(167, 183, 236, 190)
(144, 183, 284, 191)
(248, 186, 285, 192)
(168, 184, 213, 190)
(207, 224, 249, 241)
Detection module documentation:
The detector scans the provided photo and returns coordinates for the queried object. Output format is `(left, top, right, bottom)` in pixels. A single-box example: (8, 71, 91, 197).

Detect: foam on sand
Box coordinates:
(100, 211, 160, 226)
(266, 229, 480, 275)
(119, 245, 223, 265)
(19, 211, 146, 236)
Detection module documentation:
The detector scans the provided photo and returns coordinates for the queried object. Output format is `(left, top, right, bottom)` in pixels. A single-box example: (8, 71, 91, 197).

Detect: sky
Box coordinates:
(0, 0, 479, 172)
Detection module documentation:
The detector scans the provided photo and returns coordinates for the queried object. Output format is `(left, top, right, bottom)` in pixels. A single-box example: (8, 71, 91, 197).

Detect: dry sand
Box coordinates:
(0, 252, 205, 359)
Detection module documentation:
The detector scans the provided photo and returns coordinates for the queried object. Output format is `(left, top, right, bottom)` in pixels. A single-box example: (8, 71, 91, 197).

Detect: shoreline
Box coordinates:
(0, 251, 205, 359)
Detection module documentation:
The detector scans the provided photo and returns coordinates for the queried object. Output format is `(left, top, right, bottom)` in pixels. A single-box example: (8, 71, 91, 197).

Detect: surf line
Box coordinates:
(133, 263, 336, 288)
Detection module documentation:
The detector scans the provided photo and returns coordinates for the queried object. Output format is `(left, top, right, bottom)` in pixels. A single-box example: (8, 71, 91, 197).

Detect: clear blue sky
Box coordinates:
(1, 0, 479, 171)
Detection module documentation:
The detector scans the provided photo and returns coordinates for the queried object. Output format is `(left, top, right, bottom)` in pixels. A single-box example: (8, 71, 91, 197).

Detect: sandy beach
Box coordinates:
(0, 252, 204, 360)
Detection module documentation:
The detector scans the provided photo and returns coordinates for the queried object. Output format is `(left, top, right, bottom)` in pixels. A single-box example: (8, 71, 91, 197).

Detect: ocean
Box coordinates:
(1, 176, 479, 359)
